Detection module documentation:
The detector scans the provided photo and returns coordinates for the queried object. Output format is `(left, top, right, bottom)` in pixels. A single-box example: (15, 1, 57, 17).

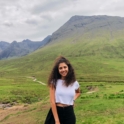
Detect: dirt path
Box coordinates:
(27, 76, 46, 85)
(86, 87, 99, 94)
(0, 105, 29, 121)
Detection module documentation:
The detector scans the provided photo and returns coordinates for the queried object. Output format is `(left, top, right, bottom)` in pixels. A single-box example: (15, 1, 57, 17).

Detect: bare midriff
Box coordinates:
(56, 103, 71, 107)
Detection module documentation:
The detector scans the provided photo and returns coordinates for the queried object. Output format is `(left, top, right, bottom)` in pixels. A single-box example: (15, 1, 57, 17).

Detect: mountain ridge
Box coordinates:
(0, 41, 10, 53)
(0, 35, 51, 59)
(50, 15, 124, 42)
(1, 15, 124, 59)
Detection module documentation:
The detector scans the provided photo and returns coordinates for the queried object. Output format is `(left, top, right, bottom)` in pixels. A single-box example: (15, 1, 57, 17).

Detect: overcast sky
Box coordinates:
(0, 0, 124, 43)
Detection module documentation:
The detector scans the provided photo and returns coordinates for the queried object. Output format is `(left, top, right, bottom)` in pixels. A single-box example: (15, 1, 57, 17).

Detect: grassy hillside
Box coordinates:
(0, 38, 124, 82)
(0, 37, 124, 105)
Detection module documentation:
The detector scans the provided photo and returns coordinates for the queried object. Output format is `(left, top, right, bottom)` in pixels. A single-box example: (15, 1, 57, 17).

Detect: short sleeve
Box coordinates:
(50, 80, 55, 87)
(75, 81, 79, 90)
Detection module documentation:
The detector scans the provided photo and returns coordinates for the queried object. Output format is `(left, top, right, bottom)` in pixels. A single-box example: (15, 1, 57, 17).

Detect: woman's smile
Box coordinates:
(58, 62, 69, 79)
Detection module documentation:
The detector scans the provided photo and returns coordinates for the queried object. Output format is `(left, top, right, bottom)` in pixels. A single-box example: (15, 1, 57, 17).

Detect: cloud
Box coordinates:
(3, 21, 13, 27)
(31, 0, 67, 14)
(0, 0, 124, 42)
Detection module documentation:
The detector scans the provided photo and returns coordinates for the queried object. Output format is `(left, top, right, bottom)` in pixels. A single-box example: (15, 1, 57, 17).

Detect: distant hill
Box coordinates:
(0, 35, 51, 59)
(0, 41, 10, 53)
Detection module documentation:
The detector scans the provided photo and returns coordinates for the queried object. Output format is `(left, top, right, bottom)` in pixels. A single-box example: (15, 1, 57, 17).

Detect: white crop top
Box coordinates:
(54, 79, 79, 105)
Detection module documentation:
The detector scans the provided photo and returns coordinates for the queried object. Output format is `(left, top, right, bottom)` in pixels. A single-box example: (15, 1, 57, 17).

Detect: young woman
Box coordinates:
(44, 56, 80, 124)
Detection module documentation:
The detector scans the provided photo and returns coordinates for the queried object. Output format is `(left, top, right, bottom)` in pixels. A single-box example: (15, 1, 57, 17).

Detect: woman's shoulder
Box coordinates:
(74, 80, 79, 84)
(73, 80, 80, 89)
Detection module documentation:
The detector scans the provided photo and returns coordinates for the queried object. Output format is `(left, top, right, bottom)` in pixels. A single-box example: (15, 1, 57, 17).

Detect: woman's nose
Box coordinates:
(61, 68, 65, 71)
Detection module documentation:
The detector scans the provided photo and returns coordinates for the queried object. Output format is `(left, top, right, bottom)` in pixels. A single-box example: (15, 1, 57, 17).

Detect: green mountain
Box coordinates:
(49, 15, 124, 58)
(0, 15, 124, 82)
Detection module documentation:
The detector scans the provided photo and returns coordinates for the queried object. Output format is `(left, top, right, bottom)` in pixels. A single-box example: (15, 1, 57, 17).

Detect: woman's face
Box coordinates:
(58, 62, 69, 79)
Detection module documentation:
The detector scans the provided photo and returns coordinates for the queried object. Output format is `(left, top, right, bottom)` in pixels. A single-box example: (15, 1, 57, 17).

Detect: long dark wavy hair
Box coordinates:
(48, 56, 76, 87)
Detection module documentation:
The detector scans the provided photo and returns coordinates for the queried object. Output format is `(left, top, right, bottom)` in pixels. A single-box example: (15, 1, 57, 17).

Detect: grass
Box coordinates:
(0, 77, 48, 104)
(0, 56, 124, 82)
(75, 82, 124, 124)
(0, 82, 124, 124)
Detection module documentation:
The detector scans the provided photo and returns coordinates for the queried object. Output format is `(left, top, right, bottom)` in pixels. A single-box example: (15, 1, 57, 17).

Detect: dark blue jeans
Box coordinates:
(44, 106, 76, 124)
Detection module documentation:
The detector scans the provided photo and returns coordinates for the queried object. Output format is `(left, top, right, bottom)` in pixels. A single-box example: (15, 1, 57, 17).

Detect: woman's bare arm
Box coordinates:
(49, 86, 60, 124)
(74, 88, 81, 101)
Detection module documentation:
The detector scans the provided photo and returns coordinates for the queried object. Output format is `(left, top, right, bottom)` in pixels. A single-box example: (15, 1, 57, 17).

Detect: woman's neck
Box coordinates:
(61, 77, 65, 80)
